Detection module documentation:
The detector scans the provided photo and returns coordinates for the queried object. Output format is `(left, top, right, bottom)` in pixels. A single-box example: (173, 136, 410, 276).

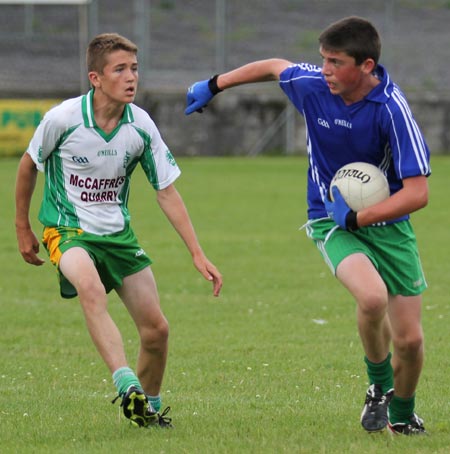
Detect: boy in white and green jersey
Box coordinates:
(15, 33, 222, 428)
(30, 89, 181, 235)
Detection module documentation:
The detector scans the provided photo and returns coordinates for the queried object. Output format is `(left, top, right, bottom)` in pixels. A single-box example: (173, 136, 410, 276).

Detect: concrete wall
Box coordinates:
(138, 89, 450, 156)
(1, 90, 447, 158)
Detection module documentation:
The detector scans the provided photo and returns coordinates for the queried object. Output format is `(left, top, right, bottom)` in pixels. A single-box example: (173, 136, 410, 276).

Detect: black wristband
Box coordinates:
(345, 211, 359, 231)
(208, 74, 223, 95)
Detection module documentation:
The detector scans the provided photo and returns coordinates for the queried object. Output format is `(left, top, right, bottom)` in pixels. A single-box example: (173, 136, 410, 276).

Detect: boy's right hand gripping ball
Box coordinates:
(330, 162, 390, 211)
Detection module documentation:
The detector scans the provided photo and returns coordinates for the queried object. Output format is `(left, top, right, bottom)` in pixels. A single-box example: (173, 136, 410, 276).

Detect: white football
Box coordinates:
(330, 162, 390, 211)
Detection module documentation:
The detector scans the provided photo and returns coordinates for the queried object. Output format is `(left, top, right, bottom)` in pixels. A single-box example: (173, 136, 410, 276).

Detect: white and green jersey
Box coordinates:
(27, 90, 181, 235)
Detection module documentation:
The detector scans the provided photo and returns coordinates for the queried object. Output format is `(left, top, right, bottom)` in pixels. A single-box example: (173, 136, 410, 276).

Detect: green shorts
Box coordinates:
(42, 225, 152, 299)
(305, 219, 427, 296)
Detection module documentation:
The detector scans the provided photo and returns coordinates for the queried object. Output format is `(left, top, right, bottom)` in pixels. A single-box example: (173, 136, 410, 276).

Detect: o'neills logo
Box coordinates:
(334, 168, 372, 183)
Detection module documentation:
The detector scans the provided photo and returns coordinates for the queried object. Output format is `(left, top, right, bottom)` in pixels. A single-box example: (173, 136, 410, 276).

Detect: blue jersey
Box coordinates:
(279, 63, 430, 221)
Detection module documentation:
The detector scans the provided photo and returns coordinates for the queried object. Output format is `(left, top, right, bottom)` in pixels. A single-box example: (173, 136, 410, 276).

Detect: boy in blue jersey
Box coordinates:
(185, 16, 430, 435)
(15, 33, 222, 428)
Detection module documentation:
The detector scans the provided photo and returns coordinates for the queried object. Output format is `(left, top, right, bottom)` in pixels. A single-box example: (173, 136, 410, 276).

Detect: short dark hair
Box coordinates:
(87, 33, 138, 73)
(318, 16, 381, 65)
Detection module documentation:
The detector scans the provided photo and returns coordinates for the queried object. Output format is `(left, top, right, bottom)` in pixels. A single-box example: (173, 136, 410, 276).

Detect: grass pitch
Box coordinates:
(1, 156, 449, 453)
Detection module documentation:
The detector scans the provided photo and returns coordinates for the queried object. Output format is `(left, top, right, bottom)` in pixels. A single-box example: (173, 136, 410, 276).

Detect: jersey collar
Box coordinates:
(81, 89, 134, 128)
(365, 64, 394, 104)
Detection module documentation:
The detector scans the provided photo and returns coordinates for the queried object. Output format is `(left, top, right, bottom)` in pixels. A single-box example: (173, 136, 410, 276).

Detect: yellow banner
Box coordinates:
(0, 99, 61, 157)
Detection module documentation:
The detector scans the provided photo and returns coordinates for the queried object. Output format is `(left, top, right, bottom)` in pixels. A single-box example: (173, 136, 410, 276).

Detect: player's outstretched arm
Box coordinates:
(156, 184, 223, 297)
(15, 153, 45, 266)
(185, 58, 292, 115)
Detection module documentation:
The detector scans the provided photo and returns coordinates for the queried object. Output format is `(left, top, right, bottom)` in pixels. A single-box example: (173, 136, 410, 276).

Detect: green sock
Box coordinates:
(112, 366, 141, 396)
(364, 352, 394, 394)
(389, 394, 415, 424)
(147, 394, 161, 412)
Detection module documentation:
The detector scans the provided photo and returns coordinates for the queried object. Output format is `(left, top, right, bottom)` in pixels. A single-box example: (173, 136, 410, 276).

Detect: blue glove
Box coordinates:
(324, 186, 359, 231)
(185, 75, 222, 115)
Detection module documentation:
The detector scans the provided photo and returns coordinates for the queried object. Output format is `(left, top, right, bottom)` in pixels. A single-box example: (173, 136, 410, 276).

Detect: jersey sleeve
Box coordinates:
(386, 90, 431, 179)
(26, 103, 69, 172)
(279, 63, 324, 115)
(139, 119, 181, 190)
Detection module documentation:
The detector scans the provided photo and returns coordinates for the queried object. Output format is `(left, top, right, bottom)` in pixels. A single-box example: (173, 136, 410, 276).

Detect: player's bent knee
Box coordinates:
(393, 333, 424, 359)
(358, 294, 388, 320)
(140, 318, 169, 350)
(77, 280, 108, 312)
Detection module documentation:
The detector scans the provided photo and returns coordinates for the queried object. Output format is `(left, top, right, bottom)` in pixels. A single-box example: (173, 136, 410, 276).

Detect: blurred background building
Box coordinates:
(1, 0, 449, 155)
